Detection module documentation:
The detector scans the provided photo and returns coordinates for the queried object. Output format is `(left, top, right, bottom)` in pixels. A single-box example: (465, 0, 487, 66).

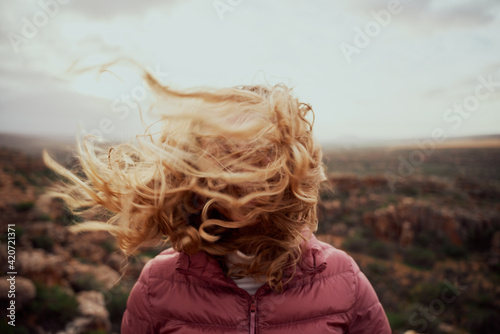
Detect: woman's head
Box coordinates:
(43, 71, 326, 291)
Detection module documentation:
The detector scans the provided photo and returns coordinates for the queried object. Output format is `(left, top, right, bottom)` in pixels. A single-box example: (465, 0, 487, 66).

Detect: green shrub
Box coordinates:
(58, 202, 83, 226)
(73, 272, 104, 292)
(366, 262, 389, 277)
(414, 232, 467, 260)
(414, 233, 433, 248)
(29, 283, 79, 324)
(13, 179, 26, 191)
(367, 240, 393, 260)
(0, 319, 29, 334)
(405, 303, 441, 333)
(32, 235, 54, 252)
(36, 213, 52, 221)
(106, 286, 131, 333)
(403, 246, 436, 270)
(465, 306, 499, 334)
(342, 235, 366, 253)
(14, 227, 25, 239)
(466, 227, 497, 253)
(386, 311, 407, 330)
(100, 240, 116, 254)
(440, 241, 467, 259)
(340, 214, 358, 227)
(358, 226, 375, 239)
(409, 281, 448, 305)
(397, 185, 419, 196)
(14, 201, 34, 212)
(0, 226, 25, 243)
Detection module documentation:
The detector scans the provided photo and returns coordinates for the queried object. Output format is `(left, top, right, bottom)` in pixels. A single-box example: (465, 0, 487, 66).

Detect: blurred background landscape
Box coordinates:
(0, 133, 499, 333)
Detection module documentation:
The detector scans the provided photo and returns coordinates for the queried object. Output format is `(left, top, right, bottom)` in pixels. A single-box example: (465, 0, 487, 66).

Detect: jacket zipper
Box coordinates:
(249, 295, 256, 334)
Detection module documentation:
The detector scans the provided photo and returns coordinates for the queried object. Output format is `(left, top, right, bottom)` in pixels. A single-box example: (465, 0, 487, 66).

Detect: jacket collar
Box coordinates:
(175, 232, 327, 291)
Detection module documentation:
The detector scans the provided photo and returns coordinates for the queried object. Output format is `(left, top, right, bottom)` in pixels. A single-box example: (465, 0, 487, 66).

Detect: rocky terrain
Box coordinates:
(0, 136, 499, 334)
(317, 142, 500, 334)
(0, 146, 160, 334)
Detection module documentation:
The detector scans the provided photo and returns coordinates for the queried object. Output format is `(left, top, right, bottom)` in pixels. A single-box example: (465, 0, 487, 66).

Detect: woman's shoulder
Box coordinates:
(138, 248, 181, 281)
(309, 235, 361, 276)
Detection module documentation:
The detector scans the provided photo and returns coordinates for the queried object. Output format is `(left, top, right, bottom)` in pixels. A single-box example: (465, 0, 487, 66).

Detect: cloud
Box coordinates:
(62, 0, 183, 19)
(1, 0, 499, 143)
(424, 1, 498, 28)
(347, 0, 499, 29)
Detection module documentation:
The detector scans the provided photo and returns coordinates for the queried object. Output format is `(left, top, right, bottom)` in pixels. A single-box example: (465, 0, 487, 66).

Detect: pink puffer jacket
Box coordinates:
(122, 234, 391, 333)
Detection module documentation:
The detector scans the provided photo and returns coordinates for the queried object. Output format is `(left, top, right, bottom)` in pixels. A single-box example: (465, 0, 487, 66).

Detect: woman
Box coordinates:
(43, 72, 391, 333)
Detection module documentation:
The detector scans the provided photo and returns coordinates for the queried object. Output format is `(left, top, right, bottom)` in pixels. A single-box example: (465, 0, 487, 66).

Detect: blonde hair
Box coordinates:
(43, 71, 326, 291)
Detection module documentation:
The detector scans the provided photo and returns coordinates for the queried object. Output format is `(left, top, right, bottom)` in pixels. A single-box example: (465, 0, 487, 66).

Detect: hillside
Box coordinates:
(0, 135, 499, 333)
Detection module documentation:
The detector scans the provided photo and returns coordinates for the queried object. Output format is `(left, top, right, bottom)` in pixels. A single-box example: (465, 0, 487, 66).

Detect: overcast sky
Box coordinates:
(0, 0, 499, 145)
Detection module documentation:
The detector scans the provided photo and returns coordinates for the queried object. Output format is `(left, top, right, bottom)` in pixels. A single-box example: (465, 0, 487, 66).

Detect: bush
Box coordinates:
(386, 311, 407, 330)
(0, 319, 29, 334)
(440, 241, 467, 259)
(36, 213, 52, 221)
(106, 286, 131, 333)
(366, 262, 389, 277)
(58, 201, 83, 226)
(13, 179, 26, 191)
(14, 201, 34, 212)
(367, 240, 393, 260)
(465, 306, 499, 334)
(29, 283, 79, 325)
(466, 227, 497, 253)
(100, 240, 116, 254)
(0, 226, 26, 244)
(364, 262, 390, 286)
(414, 233, 433, 248)
(342, 235, 366, 253)
(403, 246, 436, 270)
(409, 281, 449, 305)
(404, 303, 441, 333)
(32, 235, 54, 252)
(397, 185, 419, 196)
(73, 272, 104, 292)
(9, 227, 25, 240)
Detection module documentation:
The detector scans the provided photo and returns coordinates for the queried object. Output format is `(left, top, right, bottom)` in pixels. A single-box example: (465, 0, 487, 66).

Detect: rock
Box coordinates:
(25, 221, 69, 245)
(329, 222, 348, 236)
(488, 231, 500, 271)
(0, 276, 36, 309)
(78, 291, 111, 330)
(53, 243, 73, 261)
(65, 261, 121, 290)
(455, 176, 500, 201)
(399, 221, 414, 246)
(17, 249, 66, 285)
(67, 231, 112, 264)
(363, 176, 387, 188)
(106, 252, 126, 272)
(438, 322, 465, 333)
(321, 200, 342, 217)
(77, 290, 109, 318)
(62, 317, 106, 334)
(330, 175, 362, 192)
(58, 290, 112, 334)
(35, 193, 64, 221)
(363, 197, 496, 248)
(0, 246, 7, 272)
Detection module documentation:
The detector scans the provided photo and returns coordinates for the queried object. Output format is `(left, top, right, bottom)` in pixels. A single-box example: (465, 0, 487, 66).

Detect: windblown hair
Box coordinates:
(43, 71, 326, 292)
